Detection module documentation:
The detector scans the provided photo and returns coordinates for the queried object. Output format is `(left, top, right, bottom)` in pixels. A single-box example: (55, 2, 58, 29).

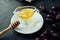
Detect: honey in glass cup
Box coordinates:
(13, 6, 36, 21)
(17, 9, 35, 21)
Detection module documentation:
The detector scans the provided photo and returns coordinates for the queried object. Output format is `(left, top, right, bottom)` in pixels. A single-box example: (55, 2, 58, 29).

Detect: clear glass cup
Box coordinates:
(13, 6, 39, 27)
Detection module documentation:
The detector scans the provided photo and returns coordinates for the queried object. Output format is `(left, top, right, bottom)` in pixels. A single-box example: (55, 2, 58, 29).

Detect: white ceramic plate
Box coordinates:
(11, 11, 44, 34)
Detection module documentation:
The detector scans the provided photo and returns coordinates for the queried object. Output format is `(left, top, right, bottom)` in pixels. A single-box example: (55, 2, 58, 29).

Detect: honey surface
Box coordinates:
(17, 9, 34, 21)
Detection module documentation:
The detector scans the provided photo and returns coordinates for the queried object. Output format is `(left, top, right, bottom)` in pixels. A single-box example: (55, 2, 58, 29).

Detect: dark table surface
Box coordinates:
(0, 0, 60, 40)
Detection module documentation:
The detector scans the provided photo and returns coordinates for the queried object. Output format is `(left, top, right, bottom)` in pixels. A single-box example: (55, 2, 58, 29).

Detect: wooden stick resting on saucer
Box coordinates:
(0, 21, 20, 36)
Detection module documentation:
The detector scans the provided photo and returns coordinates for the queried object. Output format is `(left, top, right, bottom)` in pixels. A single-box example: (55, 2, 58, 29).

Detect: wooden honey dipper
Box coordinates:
(0, 21, 20, 36)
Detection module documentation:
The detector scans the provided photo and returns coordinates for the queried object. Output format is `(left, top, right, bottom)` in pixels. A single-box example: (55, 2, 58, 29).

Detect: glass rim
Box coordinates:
(13, 6, 37, 14)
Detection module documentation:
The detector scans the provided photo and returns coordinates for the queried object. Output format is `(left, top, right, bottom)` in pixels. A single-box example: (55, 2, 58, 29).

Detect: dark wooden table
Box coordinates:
(0, 0, 60, 40)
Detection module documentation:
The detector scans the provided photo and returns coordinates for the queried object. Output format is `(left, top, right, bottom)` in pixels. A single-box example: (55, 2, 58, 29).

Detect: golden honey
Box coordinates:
(17, 9, 34, 21)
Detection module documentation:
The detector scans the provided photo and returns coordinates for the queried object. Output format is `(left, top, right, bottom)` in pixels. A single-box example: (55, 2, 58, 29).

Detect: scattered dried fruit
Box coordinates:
(49, 10, 57, 15)
(52, 24, 56, 27)
(46, 14, 54, 18)
(39, 6, 47, 13)
(35, 37, 40, 40)
(51, 6, 59, 11)
(52, 33, 58, 37)
(45, 18, 53, 24)
(44, 38, 48, 40)
(56, 14, 60, 22)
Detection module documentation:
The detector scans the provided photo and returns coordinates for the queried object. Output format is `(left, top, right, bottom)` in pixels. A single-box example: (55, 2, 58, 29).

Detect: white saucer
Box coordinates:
(11, 11, 44, 34)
